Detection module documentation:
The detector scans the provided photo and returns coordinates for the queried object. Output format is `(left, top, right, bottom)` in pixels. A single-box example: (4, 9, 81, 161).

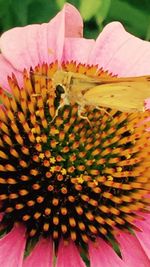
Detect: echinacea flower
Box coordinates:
(0, 3, 149, 267)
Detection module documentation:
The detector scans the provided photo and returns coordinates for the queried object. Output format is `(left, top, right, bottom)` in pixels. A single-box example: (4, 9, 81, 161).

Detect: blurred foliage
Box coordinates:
(0, 0, 150, 40)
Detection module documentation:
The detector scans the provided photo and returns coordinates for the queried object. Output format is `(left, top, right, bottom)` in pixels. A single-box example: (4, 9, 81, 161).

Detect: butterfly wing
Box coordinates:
(52, 70, 150, 112)
(83, 81, 150, 112)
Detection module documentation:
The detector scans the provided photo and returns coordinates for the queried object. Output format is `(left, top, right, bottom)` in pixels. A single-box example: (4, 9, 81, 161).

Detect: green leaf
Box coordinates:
(0, 0, 11, 18)
(0, 12, 14, 32)
(27, 0, 59, 24)
(84, 19, 99, 39)
(96, 0, 111, 26)
(105, 0, 150, 39)
(56, 0, 66, 9)
(79, 0, 103, 21)
(145, 20, 150, 40)
(56, 0, 79, 9)
(11, 0, 31, 25)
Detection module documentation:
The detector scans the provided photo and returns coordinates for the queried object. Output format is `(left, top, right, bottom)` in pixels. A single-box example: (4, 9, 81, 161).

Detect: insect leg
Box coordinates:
(50, 101, 65, 124)
(77, 105, 91, 126)
(95, 106, 113, 118)
(63, 72, 73, 88)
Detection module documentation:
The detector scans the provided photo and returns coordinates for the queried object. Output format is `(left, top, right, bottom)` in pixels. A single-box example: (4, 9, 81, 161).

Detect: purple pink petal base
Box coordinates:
(0, 225, 26, 267)
(23, 238, 53, 267)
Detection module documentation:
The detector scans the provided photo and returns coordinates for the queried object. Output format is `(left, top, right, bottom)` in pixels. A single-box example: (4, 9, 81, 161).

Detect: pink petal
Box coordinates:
(63, 37, 95, 63)
(144, 99, 150, 110)
(134, 213, 150, 259)
(0, 54, 23, 90)
(88, 22, 150, 76)
(117, 231, 150, 267)
(0, 4, 83, 71)
(23, 238, 53, 267)
(0, 224, 26, 267)
(89, 238, 125, 267)
(63, 3, 83, 38)
(56, 239, 86, 267)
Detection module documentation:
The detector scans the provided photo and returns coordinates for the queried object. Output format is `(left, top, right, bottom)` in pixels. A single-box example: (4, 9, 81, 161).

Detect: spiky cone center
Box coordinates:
(0, 62, 149, 254)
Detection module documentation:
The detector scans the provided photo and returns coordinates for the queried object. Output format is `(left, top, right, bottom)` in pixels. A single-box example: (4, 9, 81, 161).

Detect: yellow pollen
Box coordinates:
(50, 166, 55, 173)
(77, 175, 84, 184)
(107, 176, 113, 181)
(49, 157, 56, 163)
(31, 128, 36, 134)
(39, 153, 45, 159)
(117, 167, 122, 172)
(61, 168, 67, 175)
(36, 136, 41, 143)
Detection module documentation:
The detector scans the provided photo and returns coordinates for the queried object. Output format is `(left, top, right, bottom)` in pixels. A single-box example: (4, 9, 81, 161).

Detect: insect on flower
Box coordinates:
(31, 69, 150, 123)
(52, 70, 150, 113)
(0, 2, 150, 265)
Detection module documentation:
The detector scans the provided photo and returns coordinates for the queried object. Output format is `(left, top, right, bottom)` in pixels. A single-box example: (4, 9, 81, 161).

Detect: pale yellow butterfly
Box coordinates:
(52, 70, 150, 114)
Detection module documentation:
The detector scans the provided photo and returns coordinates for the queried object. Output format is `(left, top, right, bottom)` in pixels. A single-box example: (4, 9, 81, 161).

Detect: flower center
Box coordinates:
(0, 62, 149, 250)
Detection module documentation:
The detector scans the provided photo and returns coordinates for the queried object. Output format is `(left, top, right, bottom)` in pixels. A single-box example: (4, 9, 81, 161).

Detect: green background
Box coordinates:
(1, 0, 150, 40)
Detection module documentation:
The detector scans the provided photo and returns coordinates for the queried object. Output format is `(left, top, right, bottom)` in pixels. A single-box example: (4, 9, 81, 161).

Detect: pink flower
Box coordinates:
(0, 3, 149, 267)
